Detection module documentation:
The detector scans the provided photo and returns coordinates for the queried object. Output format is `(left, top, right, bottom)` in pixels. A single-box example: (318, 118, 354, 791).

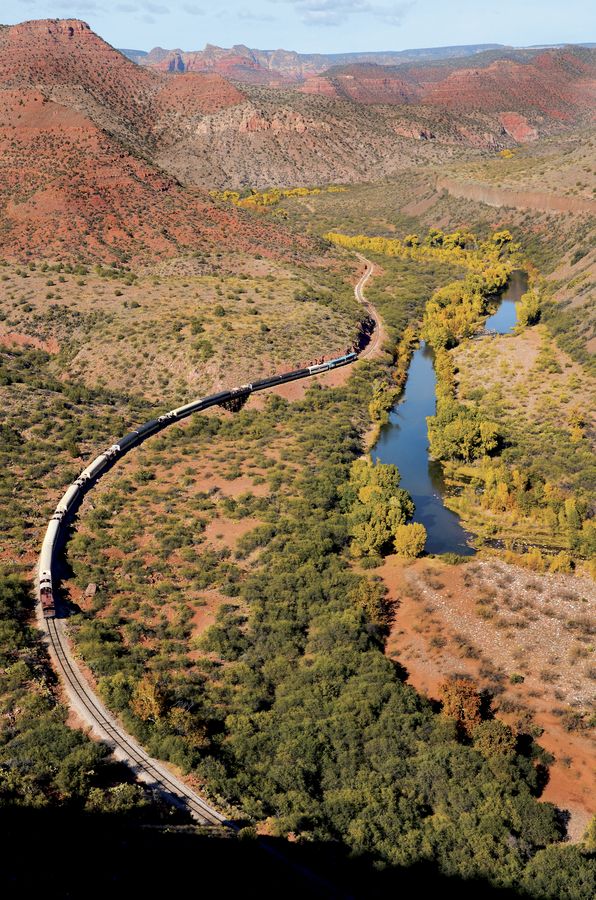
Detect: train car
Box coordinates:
(172, 390, 232, 420)
(232, 383, 253, 394)
(40, 582, 55, 618)
(55, 481, 83, 516)
(252, 367, 309, 392)
(170, 399, 207, 419)
(81, 452, 112, 481)
(135, 418, 162, 440)
(308, 352, 357, 375)
(117, 431, 141, 453)
(39, 517, 60, 618)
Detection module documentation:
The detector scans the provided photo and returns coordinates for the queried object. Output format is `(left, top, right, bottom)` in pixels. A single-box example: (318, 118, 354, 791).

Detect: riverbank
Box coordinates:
(370, 270, 528, 557)
(445, 322, 595, 566)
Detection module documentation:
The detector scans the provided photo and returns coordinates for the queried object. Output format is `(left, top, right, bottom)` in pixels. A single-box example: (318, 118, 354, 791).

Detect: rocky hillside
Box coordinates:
(154, 41, 595, 188)
(301, 48, 596, 125)
(0, 20, 320, 263)
(1, 18, 594, 256)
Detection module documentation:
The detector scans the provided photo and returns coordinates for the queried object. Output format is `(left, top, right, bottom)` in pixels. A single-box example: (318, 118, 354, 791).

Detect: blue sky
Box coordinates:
(3, 0, 594, 53)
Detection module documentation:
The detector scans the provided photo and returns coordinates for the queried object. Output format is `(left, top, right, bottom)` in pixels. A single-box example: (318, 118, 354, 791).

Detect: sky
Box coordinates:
(3, 0, 595, 54)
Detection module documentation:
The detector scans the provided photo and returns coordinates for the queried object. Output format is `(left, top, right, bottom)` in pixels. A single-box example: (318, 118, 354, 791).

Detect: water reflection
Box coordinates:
(484, 270, 528, 335)
(372, 343, 474, 555)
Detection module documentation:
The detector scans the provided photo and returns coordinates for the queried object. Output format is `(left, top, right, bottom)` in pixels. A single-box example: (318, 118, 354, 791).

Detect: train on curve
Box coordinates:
(38, 352, 357, 617)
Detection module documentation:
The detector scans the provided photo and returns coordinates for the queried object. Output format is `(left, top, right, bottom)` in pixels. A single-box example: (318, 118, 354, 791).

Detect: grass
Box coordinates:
(0, 257, 361, 404)
(445, 322, 595, 555)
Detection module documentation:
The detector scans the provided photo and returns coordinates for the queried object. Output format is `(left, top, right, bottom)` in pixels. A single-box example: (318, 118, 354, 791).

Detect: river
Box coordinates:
(371, 271, 527, 556)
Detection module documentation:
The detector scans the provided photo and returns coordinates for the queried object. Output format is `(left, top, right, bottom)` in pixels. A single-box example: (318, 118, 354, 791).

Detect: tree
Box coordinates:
(130, 675, 166, 722)
(492, 230, 513, 249)
(350, 578, 390, 626)
(403, 233, 419, 247)
(368, 380, 399, 425)
(425, 228, 445, 247)
(549, 551, 573, 574)
(427, 401, 501, 463)
(348, 459, 415, 557)
(393, 523, 426, 557)
(439, 677, 482, 737)
(517, 289, 541, 327)
(473, 720, 517, 757)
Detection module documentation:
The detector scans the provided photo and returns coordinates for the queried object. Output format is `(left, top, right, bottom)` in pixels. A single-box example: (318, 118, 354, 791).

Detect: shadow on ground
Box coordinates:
(1, 805, 525, 899)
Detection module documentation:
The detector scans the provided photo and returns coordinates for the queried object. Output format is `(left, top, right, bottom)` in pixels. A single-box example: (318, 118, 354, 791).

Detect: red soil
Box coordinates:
(0, 20, 322, 266)
(379, 556, 595, 840)
(0, 330, 59, 353)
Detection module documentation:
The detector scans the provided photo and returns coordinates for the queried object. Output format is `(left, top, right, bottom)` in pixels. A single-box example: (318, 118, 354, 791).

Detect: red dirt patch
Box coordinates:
(203, 516, 261, 552)
(379, 555, 595, 837)
(0, 330, 59, 353)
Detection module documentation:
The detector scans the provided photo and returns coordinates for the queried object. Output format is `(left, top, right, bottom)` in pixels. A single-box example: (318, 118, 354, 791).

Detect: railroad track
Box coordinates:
(38, 254, 379, 827)
(45, 616, 228, 825)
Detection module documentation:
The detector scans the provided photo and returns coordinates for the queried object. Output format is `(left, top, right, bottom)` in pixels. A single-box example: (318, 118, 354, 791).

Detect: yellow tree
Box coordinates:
(393, 523, 427, 557)
(130, 675, 166, 722)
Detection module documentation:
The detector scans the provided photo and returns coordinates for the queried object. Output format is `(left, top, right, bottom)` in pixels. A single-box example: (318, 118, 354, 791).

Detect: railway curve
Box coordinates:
(37, 256, 379, 826)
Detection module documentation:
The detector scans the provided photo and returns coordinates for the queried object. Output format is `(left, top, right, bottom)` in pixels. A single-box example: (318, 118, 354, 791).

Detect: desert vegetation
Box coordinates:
(0, 18, 594, 896)
(0, 257, 362, 402)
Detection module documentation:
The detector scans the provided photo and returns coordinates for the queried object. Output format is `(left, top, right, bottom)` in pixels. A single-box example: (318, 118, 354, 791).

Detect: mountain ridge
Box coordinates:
(121, 40, 596, 85)
(1, 18, 594, 262)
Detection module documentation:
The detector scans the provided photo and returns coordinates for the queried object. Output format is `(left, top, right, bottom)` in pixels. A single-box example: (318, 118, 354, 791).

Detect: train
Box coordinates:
(38, 352, 358, 617)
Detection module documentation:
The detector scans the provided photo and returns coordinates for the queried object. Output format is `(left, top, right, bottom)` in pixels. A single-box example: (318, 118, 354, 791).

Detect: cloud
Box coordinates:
(182, 2, 204, 13)
(238, 8, 277, 21)
(293, 0, 367, 27)
(375, 1, 413, 25)
(142, 1, 169, 13)
(52, 0, 107, 11)
(276, 0, 413, 27)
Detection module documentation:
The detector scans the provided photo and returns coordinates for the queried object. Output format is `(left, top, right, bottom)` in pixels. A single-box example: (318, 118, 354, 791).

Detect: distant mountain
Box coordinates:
(300, 48, 596, 123)
(122, 41, 596, 87)
(119, 47, 147, 64)
(124, 42, 507, 83)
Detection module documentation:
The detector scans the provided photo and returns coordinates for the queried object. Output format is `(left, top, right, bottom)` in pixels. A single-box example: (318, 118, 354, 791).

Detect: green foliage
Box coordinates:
(522, 845, 596, 900)
(347, 458, 414, 557)
(368, 379, 399, 425)
(428, 401, 501, 462)
(0, 572, 154, 817)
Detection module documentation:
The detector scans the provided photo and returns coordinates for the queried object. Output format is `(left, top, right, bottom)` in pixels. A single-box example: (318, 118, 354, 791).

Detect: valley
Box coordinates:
(0, 14, 594, 899)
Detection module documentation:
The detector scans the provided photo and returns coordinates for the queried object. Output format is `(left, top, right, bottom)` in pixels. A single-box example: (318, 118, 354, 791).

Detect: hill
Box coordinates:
(301, 48, 596, 125)
(0, 19, 320, 263)
(126, 41, 594, 86)
(1, 18, 594, 255)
